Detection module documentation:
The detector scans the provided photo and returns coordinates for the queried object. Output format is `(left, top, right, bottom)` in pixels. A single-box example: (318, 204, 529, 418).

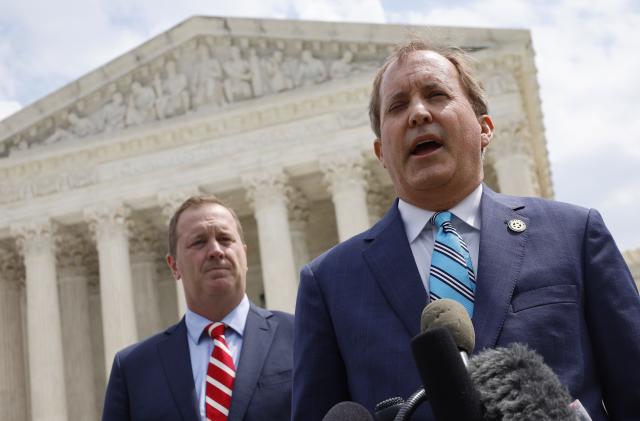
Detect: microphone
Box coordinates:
(468, 343, 578, 421)
(420, 298, 475, 366)
(322, 401, 374, 421)
(409, 326, 483, 421)
(392, 299, 482, 420)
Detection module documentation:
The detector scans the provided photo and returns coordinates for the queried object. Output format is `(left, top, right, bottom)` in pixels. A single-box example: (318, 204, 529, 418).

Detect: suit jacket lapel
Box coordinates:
(228, 304, 276, 421)
(473, 186, 529, 352)
(157, 318, 199, 421)
(362, 201, 428, 337)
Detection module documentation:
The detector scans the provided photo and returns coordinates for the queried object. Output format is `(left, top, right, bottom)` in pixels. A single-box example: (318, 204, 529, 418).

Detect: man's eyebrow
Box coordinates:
(384, 90, 409, 108)
(384, 82, 447, 107)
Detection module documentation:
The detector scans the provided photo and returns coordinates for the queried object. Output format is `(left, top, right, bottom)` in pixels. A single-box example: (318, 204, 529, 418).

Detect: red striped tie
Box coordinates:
(204, 322, 236, 421)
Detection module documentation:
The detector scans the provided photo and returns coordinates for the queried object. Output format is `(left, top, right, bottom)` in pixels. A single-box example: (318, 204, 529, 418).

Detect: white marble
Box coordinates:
(85, 205, 138, 374)
(244, 171, 299, 313)
(0, 246, 28, 421)
(12, 221, 68, 421)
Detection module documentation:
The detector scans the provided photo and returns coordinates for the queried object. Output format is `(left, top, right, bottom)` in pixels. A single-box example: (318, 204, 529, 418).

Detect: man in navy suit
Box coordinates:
(103, 195, 293, 421)
(292, 39, 640, 420)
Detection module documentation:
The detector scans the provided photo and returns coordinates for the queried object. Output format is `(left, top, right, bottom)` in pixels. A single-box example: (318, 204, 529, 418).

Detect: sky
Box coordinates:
(1, 0, 639, 251)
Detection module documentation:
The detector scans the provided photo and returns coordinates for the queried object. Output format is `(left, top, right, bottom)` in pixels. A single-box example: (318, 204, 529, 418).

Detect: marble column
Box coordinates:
(85, 204, 138, 374)
(87, 275, 106, 416)
(489, 123, 539, 197)
(321, 155, 371, 241)
(158, 188, 199, 319)
(0, 244, 28, 421)
(56, 229, 98, 421)
(11, 221, 68, 421)
(288, 187, 311, 273)
(243, 170, 298, 313)
(129, 219, 163, 339)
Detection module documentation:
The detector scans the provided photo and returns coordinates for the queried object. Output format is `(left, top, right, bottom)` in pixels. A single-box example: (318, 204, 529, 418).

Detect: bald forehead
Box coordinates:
(382, 50, 459, 86)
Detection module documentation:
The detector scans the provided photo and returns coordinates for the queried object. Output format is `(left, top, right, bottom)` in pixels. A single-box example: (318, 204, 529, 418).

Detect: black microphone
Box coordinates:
(393, 299, 482, 420)
(322, 401, 374, 421)
(409, 327, 483, 421)
(468, 343, 578, 421)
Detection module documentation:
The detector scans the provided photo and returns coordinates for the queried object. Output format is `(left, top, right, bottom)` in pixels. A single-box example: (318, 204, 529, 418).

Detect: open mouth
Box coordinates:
(412, 140, 442, 156)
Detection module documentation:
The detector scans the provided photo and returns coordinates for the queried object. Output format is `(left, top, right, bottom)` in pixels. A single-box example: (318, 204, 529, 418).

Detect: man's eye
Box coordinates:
(388, 102, 405, 112)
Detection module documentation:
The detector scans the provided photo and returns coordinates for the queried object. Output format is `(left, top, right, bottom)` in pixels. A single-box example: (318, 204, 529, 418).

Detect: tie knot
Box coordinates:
(205, 322, 226, 339)
(430, 211, 453, 228)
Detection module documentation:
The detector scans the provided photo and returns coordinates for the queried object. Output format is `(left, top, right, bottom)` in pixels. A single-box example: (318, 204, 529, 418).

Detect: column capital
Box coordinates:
(84, 203, 131, 243)
(288, 187, 310, 231)
(157, 186, 201, 225)
(320, 153, 369, 194)
(55, 227, 95, 278)
(129, 218, 163, 260)
(0, 242, 25, 289)
(242, 169, 291, 210)
(10, 219, 56, 257)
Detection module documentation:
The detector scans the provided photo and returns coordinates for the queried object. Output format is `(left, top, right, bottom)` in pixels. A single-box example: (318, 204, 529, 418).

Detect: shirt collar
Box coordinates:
(398, 183, 483, 243)
(185, 294, 250, 344)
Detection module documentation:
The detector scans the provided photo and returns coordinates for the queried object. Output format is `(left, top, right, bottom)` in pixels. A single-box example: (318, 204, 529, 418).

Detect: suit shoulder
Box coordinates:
(492, 191, 592, 223)
(250, 303, 294, 329)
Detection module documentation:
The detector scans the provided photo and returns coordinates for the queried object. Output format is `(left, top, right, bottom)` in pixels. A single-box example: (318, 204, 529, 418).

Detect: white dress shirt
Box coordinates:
(397, 184, 483, 295)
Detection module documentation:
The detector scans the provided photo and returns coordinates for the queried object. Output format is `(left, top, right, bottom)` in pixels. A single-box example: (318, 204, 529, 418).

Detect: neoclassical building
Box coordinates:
(0, 15, 634, 421)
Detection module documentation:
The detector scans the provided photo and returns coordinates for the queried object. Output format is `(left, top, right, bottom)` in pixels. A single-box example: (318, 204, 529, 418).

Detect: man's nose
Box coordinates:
(409, 100, 432, 127)
(207, 241, 224, 259)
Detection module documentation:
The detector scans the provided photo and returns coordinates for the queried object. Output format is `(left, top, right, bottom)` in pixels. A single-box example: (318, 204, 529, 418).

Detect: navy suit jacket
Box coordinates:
(102, 302, 294, 421)
(293, 186, 640, 421)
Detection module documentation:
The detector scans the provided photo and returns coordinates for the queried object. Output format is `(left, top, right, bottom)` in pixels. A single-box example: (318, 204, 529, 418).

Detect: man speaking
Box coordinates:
(292, 39, 640, 420)
(103, 196, 294, 421)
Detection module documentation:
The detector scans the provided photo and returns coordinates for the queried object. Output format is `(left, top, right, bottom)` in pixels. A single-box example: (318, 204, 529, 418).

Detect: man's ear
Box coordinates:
(479, 115, 494, 150)
(374, 138, 385, 167)
(166, 254, 180, 281)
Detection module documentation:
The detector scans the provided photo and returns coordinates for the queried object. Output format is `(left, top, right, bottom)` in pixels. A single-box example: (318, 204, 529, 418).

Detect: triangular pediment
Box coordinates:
(0, 16, 528, 158)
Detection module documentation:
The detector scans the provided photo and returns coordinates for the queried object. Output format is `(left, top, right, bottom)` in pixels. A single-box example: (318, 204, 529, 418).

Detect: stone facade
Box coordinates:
(0, 15, 606, 421)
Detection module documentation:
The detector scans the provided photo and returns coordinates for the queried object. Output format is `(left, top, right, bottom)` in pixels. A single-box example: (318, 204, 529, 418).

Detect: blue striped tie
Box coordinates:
(428, 211, 476, 316)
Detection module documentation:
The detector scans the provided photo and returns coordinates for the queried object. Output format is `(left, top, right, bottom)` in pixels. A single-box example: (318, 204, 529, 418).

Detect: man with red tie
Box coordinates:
(103, 195, 294, 421)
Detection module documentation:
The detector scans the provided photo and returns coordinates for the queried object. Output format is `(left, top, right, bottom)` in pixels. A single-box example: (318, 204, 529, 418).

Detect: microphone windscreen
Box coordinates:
(411, 327, 483, 421)
(468, 343, 576, 421)
(421, 298, 475, 354)
(322, 401, 374, 421)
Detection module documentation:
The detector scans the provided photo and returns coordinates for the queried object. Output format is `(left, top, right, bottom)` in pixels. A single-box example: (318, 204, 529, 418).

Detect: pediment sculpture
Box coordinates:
(3, 36, 383, 157)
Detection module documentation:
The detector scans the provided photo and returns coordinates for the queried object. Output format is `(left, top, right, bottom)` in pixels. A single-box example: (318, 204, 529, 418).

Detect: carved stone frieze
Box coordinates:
(0, 34, 383, 158)
(0, 84, 369, 206)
